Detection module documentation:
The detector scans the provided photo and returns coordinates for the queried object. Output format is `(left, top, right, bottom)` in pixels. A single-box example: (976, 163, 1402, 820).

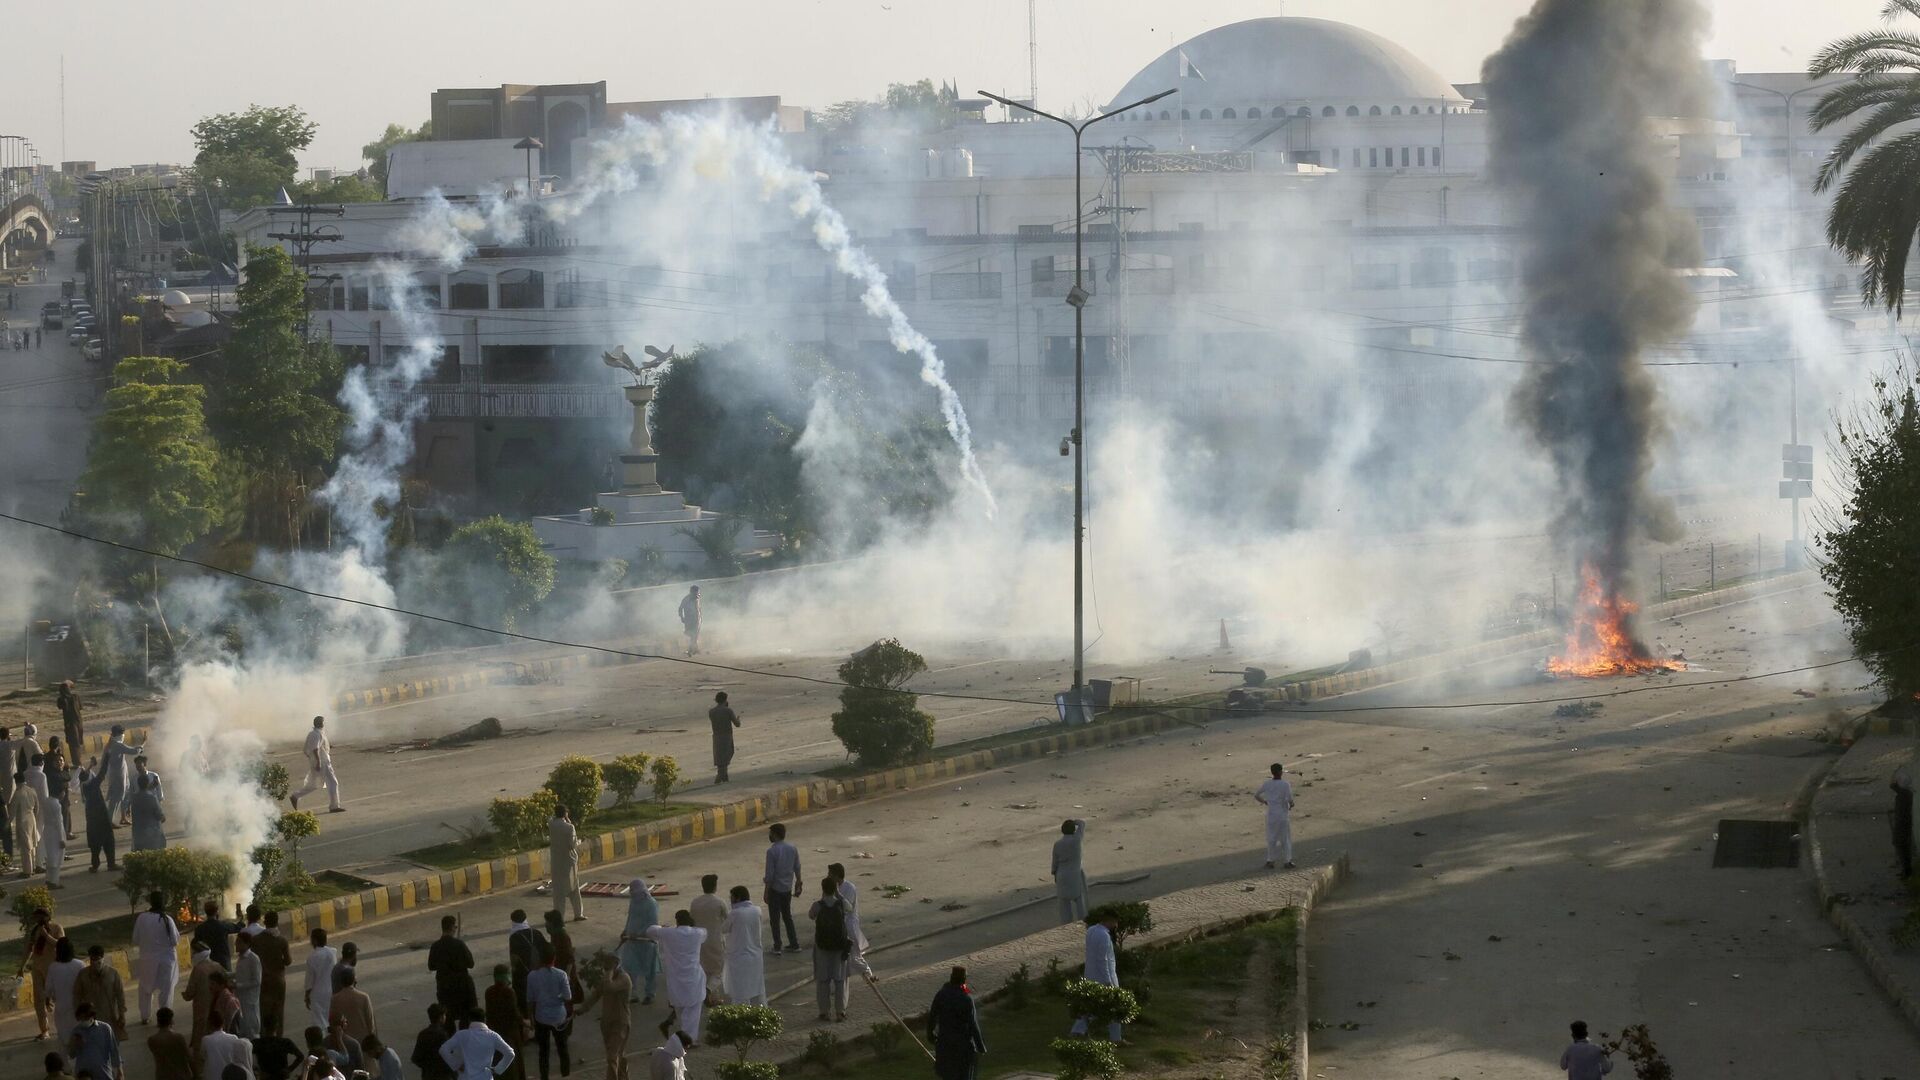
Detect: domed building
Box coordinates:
(1109, 17, 1471, 123)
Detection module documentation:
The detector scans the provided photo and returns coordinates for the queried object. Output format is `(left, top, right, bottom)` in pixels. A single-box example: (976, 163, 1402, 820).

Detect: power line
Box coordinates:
(0, 508, 1873, 717)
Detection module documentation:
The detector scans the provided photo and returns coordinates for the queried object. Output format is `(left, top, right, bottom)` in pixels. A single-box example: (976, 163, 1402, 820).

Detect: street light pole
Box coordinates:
(979, 86, 1175, 709)
(513, 136, 544, 246)
(1732, 79, 1821, 564)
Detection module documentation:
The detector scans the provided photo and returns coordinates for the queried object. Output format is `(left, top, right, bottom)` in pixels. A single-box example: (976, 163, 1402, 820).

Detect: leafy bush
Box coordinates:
(1819, 364, 1920, 699)
(1002, 961, 1033, 1007)
(649, 756, 681, 803)
(866, 1020, 906, 1058)
(705, 1003, 783, 1071)
(1063, 979, 1140, 1028)
(602, 753, 652, 807)
(1050, 1036, 1123, 1080)
(830, 639, 936, 767)
(487, 789, 559, 850)
(252, 760, 291, 802)
(119, 849, 236, 916)
(10, 885, 54, 932)
(544, 756, 603, 824)
(801, 1030, 844, 1071)
(1040, 957, 1069, 996)
(589, 506, 615, 525)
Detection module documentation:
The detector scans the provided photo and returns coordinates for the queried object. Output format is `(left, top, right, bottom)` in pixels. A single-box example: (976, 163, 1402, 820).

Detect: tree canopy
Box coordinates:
(190, 104, 317, 208)
(361, 120, 432, 194)
(76, 355, 226, 555)
(438, 516, 557, 630)
(817, 79, 962, 133)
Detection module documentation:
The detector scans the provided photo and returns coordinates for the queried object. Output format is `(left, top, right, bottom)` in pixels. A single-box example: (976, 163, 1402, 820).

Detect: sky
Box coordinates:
(4, 0, 1891, 172)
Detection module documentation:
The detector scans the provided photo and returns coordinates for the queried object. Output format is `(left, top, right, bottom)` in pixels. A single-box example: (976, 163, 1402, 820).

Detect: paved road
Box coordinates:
(7, 583, 1913, 1078)
(0, 239, 102, 522)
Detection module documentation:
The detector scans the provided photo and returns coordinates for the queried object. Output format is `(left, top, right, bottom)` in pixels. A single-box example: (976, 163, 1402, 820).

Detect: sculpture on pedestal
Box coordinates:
(601, 345, 677, 495)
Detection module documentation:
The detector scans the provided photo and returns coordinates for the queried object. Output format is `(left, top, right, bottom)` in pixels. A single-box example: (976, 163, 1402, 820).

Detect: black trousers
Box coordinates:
(533, 1020, 570, 1079)
(767, 889, 797, 949)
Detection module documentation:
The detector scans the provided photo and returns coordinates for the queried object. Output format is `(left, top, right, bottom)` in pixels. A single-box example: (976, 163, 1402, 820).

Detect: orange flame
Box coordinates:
(1547, 562, 1684, 678)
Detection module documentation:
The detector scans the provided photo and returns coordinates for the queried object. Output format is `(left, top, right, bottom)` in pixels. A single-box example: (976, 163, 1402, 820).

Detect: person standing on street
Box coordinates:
(291, 716, 343, 813)
(1052, 818, 1088, 923)
(678, 586, 701, 657)
(547, 808, 583, 922)
(826, 863, 872, 980)
(305, 928, 339, 1030)
(132, 892, 180, 1025)
(523, 945, 573, 1080)
(429, 916, 479, 1019)
(74, 943, 128, 1037)
(762, 823, 801, 954)
(410, 1004, 456, 1080)
(707, 692, 740, 783)
(927, 966, 985, 1080)
(442, 1005, 517, 1080)
(688, 875, 728, 999)
(1892, 762, 1914, 880)
(56, 681, 82, 754)
(644, 911, 708, 1042)
(100, 725, 136, 826)
(1067, 911, 1124, 1044)
(68, 1000, 121, 1080)
(129, 773, 165, 852)
(11, 768, 41, 874)
(1255, 762, 1296, 870)
(577, 956, 632, 1080)
(617, 882, 662, 1005)
(79, 760, 115, 871)
(721, 886, 766, 1006)
(232, 931, 262, 1037)
(22, 907, 65, 1038)
(1559, 1020, 1613, 1079)
(807, 877, 851, 1023)
(147, 1008, 191, 1080)
(255, 910, 294, 1036)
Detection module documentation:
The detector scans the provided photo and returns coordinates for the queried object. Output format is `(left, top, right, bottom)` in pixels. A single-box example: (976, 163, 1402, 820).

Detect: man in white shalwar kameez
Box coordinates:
(548, 807, 583, 921)
(304, 927, 338, 1029)
(38, 783, 65, 887)
(647, 1031, 690, 1080)
(644, 912, 708, 1042)
(290, 716, 343, 813)
(720, 887, 766, 1006)
(100, 726, 137, 823)
(132, 891, 181, 1024)
(1052, 819, 1088, 923)
(1255, 762, 1295, 869)
(1068, 912, 1124, 1043)
(10, 772, 40, 875)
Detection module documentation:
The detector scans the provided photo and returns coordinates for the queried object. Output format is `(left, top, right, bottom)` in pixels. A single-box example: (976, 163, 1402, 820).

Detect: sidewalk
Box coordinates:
(1809, 731, 1920, 1031)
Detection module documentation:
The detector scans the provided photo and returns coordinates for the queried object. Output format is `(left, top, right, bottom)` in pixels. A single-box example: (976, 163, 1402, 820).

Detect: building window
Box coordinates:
(555, 274, 606, 308)
(347, 279, 370, 311)
(410, 271, 442, 309)
(889, 260, 917, 302)
(930, 271, 1002, 301)
(1181, 109, 1191, 120)
(1369, 148, 1379, 168)
(1433, 146, 1443, 167)
(1428, 105, 1438, 114)
(497, 268, 545, 309)
(1324, 106, 1337, 117)
(1369, 105, 1382, 116)
(1346, 105, 1359, 116)
(1401, 147, 1410, 167)
(1417, 147, 1427, 166)
(1247, 107, 1261, 119)
(1159, 110, 1171, 120)
(1297, 106, 1311, 117)
(448, 270, 488, 309)
(1391, 105, 1402, 115)
(1221, 108, 1235, 119)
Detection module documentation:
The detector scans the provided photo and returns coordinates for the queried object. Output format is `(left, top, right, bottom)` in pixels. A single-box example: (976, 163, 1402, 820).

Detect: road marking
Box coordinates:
(927, 657, 1010, 674)
(1630, 709, 1687, 729)
(938, 704, 1018, 722)
(304, 819, 427, 850)
(1397, 763, 1491, 789)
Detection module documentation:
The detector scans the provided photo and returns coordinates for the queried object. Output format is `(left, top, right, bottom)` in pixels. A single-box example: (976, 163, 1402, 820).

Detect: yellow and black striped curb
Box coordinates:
(3, 707, 1186, 1012)
(331, 648, 653, 714)
(1275, 572, 1815, 704)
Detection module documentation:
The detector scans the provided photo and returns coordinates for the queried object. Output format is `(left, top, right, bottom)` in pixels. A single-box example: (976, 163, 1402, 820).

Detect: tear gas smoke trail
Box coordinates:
(559, 114, 996, 512)
(1484, 0, 1707, 673)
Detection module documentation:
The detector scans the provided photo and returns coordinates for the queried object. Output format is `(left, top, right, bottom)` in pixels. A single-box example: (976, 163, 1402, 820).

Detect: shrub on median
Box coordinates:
(602, 753, 652, 807)
(487, 789, 560, 850)
(543, 755, 603, 824)
(119, 848, 237, 918)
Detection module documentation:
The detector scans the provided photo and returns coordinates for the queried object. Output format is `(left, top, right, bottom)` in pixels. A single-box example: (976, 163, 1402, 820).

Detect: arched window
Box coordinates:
(496, 268, 545, 309)
(1324, 106, 1337, 117)
(1159, 110, 1171, 120)
(448, 270, 488, 310)
(1221, 108, 1235, 119)
(1391, 106, 1402, 115)
(1247, 107, 1262, 119)
(1346, 106, 1360, 116)
(1427, 106, 1438, 114)
(1198, 109, 1212, 119)
(1297, 106, 1311, 117)
(1181, 109, 1191, 120)
(1370, 105, 1383, 116)
(410, 271, 442, 310)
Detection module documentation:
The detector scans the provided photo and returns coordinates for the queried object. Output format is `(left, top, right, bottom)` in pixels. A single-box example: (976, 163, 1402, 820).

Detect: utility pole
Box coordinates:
(1028, 0, 1038, 108)
(265, 203, 345, 341)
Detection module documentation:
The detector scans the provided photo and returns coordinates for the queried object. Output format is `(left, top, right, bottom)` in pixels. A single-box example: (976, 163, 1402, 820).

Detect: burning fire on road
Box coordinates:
(1547, 563, 1684, 678)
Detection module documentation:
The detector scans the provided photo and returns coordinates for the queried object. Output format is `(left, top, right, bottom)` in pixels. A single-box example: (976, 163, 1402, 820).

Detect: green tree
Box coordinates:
(705, 1004, 783, 1080)
(76, 356, 225, 555)
(818, 79, 962, 133)
(440, 516, 557, 629)
(190, 104, 318, 209)
(204, 245, 344, 547)
(1811, 0, 1920, 311)
(291, 174, 382, 204)
(362, 121, 432, 194)
(829, 639, 936, 767)
(544, 756, 603, 824)
(1818, 363, 1920, 700)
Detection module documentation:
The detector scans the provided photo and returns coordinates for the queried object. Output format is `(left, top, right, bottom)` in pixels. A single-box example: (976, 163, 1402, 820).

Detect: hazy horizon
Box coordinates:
(8, 0, 1886, 174)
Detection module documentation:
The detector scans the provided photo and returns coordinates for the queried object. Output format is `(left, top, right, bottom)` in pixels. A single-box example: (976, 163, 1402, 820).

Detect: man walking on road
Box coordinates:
(548, 807, 584, 921)
(708, 692, 740, 783)
(722, 886, 766, 1006)
(1559, 1020, 1613, 1079)
(678, 586, 701, 657)
(291, 716, 343, 812)
(763, 823, 801, 953)
(1255, 762, 1295, 869)
(645, 910, 709, 1041)
(1052, 818, 1088, 923)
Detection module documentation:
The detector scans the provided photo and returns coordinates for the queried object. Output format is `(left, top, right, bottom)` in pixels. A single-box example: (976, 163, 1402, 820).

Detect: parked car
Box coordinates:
(67, 325, 88, 344)
(81, 339, 103, 362)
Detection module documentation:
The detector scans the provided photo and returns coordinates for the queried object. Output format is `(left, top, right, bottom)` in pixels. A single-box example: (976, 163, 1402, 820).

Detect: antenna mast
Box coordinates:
(1028, 0, 1038, 107)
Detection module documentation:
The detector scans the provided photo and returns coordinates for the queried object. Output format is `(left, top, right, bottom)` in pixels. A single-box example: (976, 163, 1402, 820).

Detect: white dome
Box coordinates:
(160, 289, 193, 308)
(175, 310, 215, 328)
(1110, 17, 1468, 114)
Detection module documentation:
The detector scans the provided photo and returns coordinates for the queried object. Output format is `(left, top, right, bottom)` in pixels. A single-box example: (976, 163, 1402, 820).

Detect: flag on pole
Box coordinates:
(1178, 49, 1207, 81)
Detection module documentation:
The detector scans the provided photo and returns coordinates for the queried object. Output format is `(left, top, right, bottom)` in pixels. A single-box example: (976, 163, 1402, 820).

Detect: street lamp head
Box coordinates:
(513, 137, 545, 151)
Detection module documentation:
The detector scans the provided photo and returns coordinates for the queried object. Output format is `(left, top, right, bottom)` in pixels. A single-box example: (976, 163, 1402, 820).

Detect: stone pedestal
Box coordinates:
(619, 383, 663, 495)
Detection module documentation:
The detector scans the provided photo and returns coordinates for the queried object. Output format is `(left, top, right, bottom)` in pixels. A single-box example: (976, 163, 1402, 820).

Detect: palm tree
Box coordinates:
(1811, 0, 1920, 311)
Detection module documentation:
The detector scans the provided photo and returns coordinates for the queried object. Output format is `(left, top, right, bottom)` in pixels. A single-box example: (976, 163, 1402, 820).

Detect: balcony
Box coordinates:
(411, 383, 629, 420)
